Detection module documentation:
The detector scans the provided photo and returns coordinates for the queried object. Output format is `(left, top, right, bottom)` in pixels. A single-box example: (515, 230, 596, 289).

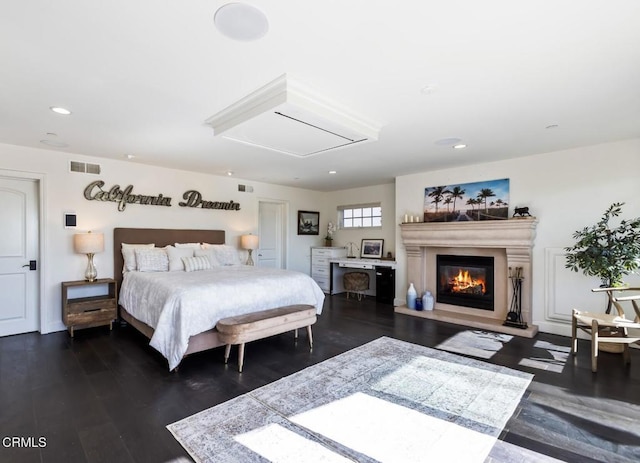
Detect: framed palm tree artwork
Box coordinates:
(423, 178, 510, 222)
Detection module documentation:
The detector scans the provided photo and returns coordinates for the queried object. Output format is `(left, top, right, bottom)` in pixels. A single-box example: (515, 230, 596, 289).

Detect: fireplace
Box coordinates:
(398, 219, 538, 338)
(436, 254, 494, 311)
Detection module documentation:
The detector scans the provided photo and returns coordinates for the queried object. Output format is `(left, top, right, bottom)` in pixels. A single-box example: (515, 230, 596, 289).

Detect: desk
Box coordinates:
(329, 258, 396, 303)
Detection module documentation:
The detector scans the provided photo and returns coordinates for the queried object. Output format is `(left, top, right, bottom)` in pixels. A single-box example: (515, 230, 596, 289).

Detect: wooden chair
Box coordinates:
(571, 287, 640, 372)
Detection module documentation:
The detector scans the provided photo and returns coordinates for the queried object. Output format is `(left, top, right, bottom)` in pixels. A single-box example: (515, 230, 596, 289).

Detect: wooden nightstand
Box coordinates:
(61, 278, 118, 337)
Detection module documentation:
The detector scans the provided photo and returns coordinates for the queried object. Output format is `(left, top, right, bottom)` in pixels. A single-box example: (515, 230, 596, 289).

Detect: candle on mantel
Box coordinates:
(404, 214, 408, 223)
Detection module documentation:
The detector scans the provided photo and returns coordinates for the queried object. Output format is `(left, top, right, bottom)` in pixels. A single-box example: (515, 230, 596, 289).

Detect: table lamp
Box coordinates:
(73, 231, 105, 281)
(241, 234, 259, 266)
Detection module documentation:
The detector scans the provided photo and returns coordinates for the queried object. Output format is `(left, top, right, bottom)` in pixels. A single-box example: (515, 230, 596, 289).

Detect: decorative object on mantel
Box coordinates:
(402, 214, 422, 223)
(73, 231, 104, 282)
(512, 206, 532, 218)
(504, 266, 527, 329)
(424, 178, 509, 222)
(240, 234, 259, 266)
(324, 221, 337, 246)
(564, 202, 640, 290)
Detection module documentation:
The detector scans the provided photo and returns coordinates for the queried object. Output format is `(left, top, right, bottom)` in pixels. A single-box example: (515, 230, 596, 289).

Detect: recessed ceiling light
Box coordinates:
(40, 139, 69, 148)
(453, 144, 467, 149)
(435, 137, 461, 146)
(227, 170, 234, 176)
(328, 170, 337, 174)
(125, 154, 135, 160)
(214, 3, 269, 41)
(50, 106, 72, 115)
(421, 84, 438, 95)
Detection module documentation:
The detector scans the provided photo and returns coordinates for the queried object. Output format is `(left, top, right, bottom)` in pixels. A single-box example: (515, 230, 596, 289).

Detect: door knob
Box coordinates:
(22, 260, 37, 270)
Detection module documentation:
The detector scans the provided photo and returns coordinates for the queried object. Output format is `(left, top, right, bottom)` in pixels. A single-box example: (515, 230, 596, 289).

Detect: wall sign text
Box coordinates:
(83, 181, 241, 212)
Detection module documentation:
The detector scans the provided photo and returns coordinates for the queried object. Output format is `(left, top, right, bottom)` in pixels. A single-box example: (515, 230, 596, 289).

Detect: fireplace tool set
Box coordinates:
(504, 266, 528, 329)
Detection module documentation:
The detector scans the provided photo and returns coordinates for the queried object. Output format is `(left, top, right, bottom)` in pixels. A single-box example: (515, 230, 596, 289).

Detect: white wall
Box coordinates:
(3, 138, 639, 337)
(395, 138, 640, 336)
(0, 143, 330, 334)
(324, 183, 396, 258)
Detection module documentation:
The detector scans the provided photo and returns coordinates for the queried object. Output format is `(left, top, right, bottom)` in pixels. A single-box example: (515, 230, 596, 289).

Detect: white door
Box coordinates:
(257, 201, 286, 268)
(0, 177, 39, 336)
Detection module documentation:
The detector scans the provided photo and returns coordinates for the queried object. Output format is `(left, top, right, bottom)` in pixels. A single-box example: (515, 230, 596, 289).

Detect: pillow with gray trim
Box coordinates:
(135, 248, 169, 272)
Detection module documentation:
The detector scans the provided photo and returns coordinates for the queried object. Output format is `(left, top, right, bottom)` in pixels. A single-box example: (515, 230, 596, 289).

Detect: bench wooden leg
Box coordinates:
(307, 325, 313, 349)
(238, 343, 245, 373)
(294, 328, 298, 340)
(591, 319, 599, 373)
(224, 344, 231, 364)
(623, 344, 631, 365)
(571, 309, 578, 355)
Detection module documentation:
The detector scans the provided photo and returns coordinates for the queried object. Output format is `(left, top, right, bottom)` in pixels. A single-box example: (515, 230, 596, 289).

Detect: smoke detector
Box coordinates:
(206, 74, 380, 157)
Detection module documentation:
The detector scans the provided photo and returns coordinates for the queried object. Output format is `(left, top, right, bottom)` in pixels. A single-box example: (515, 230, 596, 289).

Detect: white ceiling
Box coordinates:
(2, 1, 639, 191)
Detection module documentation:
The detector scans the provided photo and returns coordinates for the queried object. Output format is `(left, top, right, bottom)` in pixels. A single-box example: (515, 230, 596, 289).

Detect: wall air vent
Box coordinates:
(69, 161, 101, 174)
(206, 74, 380, 157)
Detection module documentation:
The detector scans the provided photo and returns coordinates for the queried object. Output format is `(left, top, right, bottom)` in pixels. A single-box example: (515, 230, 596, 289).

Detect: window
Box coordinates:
(339, 203, 382, 229)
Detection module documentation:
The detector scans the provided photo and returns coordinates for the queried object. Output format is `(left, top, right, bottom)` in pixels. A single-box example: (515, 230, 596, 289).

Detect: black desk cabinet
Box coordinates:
(375, 266, 395, 305)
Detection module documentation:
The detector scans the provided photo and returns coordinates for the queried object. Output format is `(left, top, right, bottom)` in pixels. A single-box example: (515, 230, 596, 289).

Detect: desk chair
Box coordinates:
(571, 287, 640, 372)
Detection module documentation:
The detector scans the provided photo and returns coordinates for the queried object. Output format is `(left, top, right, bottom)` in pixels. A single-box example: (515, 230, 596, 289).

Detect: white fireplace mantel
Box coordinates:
(397, 218, 539, 337)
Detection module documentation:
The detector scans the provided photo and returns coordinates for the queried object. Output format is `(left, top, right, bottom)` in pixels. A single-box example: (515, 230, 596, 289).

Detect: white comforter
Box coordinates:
(119, 266, 325, 370)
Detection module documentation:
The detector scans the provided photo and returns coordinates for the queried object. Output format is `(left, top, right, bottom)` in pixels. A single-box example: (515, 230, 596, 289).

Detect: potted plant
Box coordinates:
(565, 202, 640, 287)
(325, 222, 337, 247)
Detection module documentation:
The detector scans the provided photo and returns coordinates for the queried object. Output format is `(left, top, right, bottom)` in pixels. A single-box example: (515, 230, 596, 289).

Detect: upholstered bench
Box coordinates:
(216, 304, 316, 372)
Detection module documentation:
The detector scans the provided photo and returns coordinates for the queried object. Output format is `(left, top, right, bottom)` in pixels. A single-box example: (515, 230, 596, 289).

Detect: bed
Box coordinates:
(114, 228, 325, 370)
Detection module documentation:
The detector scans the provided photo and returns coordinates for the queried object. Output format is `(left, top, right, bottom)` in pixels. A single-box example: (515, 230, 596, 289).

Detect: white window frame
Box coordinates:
(338, 202, 382, 229)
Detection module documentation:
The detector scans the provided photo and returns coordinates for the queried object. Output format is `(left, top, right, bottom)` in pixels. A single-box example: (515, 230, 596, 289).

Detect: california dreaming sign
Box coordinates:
(423, 178, 509, 222)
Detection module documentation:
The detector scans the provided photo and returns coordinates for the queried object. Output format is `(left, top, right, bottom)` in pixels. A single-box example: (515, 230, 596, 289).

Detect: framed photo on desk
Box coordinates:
(361, 239, 384, 258)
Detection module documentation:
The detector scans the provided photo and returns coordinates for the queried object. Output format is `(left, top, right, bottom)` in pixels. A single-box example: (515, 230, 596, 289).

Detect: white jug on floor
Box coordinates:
(422, 291, 434, 311)
(407, 283, 417, 309)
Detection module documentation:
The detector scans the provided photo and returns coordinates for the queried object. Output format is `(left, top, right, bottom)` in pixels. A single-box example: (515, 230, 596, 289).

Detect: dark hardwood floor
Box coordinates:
(1, 295, 639, 463)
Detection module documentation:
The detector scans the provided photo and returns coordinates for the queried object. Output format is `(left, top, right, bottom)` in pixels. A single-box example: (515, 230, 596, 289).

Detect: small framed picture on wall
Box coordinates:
(298, 210, 320, 235)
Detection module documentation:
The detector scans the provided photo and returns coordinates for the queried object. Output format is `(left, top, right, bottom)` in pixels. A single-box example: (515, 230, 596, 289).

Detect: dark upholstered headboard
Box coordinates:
(113, 228, 225, 295)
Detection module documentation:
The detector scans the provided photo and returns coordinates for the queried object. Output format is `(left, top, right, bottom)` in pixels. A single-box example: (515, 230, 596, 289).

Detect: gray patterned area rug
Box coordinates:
(168, 337, 556, 463)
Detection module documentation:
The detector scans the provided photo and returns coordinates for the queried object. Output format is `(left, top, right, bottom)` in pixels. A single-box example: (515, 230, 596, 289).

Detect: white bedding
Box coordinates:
(119, 266, 325, 370)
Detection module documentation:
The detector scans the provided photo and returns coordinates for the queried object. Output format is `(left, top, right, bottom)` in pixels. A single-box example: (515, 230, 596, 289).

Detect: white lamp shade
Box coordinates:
(241, 234, 259, 250)
(74, 232, 105, 254)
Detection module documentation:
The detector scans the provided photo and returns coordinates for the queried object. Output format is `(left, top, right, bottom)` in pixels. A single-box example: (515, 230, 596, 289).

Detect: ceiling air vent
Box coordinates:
(206, 74, 380, 157)
(69, 161, 101, 174)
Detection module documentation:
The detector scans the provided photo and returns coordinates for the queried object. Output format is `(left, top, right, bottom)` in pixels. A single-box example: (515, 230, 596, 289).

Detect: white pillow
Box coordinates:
(122, 243, 155, 273)
(166, 245, 195, 271)
(195, 248, 222, 267)
(201, 244, 241, 266)
(174, 242, 200, 248)
(135, 248, 169, 272)
(182, 255, 211, 272)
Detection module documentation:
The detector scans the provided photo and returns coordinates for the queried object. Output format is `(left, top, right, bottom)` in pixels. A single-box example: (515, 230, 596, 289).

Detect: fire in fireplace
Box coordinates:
(436, 254, 494, 310)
